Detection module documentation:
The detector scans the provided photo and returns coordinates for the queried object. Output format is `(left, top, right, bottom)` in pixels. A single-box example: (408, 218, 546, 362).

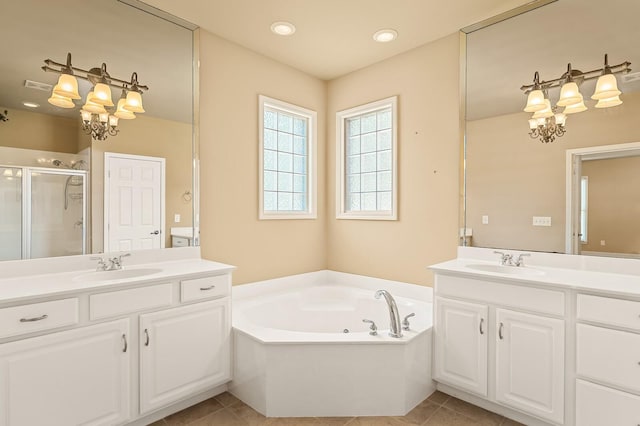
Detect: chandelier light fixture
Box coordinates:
(521, 54, 631, 143)
(42, 53, 148, 141)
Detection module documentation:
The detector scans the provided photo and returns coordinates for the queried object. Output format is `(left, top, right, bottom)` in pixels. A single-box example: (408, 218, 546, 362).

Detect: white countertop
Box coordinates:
(0, 258, 235, 305)
(430, 257, 640, 298)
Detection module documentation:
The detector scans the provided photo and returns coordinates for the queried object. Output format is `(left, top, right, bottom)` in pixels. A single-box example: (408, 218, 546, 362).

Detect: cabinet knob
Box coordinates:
(19, 314, 48, 322)
(122, 334, 128, 353)
(479, 318, 485, 335)
(144, 328, 150, 346)
(200, 285, 215, 291)
(498, 322, 504, 340)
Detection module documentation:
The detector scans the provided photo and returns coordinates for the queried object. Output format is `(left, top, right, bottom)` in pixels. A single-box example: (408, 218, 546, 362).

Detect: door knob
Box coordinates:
(150, 230, 160, 235)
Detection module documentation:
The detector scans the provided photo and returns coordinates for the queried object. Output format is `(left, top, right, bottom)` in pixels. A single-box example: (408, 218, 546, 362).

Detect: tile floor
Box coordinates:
(151, 391, 525, 426)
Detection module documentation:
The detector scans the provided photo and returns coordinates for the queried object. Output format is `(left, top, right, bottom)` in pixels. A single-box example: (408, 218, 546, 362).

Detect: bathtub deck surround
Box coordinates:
(430, 246, 640, 426)
(0, 247, 235, 426)
(230, 270, 435, 417)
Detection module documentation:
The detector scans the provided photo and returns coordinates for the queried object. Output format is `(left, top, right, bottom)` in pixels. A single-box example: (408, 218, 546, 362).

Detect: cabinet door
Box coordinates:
(495, 308, 564, 424)
(0, 319, 130, 426)
(139, 298, 231, 414)
(434, 296, 488, 396)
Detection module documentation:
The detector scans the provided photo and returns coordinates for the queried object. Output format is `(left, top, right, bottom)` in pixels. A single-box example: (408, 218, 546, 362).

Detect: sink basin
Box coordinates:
(465, 264, 545, 276)
(74, 268, 163, 282)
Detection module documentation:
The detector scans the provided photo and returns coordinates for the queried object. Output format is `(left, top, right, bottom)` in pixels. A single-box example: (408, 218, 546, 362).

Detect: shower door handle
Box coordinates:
(150, 230, 160, 235)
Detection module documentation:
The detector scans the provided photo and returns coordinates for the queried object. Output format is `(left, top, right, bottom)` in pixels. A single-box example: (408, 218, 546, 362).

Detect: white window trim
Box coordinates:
(336, 96, 398, 220)
(258, 95, 317, 220)
(580, 176, 588, 244)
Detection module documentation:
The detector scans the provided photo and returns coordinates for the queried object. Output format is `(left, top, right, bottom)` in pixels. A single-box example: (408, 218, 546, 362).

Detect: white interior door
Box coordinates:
(105, 153, 165, 252)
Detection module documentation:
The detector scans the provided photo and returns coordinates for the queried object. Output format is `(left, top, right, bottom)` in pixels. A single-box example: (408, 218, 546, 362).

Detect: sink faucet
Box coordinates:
(494, 251, 530, 267)
(374, 290, 402, 338)
(108, 253, 131, 270)
(90, 256, 108, 271)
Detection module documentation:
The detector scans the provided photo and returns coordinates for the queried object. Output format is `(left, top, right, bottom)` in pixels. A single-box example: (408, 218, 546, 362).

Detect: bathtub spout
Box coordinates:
(374, 290, 403, 338)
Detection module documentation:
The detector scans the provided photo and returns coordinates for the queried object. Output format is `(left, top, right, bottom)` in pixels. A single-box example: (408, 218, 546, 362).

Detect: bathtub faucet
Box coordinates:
(374, 290, 403, 338)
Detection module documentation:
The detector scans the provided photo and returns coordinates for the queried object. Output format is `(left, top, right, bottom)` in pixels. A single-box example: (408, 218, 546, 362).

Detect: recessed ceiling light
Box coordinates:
(373, 29, 398, 43)
(23, 101, 40, 108)
(271, 21, 296, 36)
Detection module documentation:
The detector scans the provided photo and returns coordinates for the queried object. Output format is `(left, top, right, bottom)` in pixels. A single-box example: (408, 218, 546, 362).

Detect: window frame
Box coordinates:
(335, 96, 398, 220)
(258, 95, 317, 220)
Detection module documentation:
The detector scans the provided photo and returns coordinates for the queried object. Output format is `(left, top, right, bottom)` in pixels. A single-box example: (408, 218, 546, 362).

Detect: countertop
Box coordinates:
(430, 258, 640, 298)
(0, 258, 235, 305)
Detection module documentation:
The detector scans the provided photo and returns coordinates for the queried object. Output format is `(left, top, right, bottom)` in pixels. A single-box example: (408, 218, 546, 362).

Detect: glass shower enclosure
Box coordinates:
(0, 166, 87, 261)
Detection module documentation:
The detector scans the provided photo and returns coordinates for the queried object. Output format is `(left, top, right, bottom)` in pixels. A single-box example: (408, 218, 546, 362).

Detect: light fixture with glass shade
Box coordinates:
(521, 54, 630, 143)
(42, 52, 148, 141)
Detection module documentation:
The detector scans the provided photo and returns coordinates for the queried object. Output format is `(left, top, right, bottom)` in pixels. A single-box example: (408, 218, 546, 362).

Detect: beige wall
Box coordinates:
(581, 156, 640, 254)
(0, 107, 80, 153)
(326, 34, 461, 286)
(198, 31, 327, 284)
(91, 114, 193, 251)
(466, 90, 640, 253)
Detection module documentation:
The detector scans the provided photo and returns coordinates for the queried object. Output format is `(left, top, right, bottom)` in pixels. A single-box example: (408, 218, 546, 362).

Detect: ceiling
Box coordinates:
(466, 0, 640, 120)
(139, 0, 533, 81)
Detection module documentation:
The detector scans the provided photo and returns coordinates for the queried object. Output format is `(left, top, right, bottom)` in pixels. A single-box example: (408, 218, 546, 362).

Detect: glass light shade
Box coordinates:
(47, 93, 74, 108)
(532, 99, 554, 119)
(114, 98, 135, 119)
(82, 92, 107, 114)
(563, 95, 587, 114)
(124, 91, 145, 113)
(3, 169, 12, 177)
(52, 74, 81, 99)
(556, 81, 582, 107)
(528, 118, 539, 129)
(524, 89, 546, 112)
(536, 117, 546, 126)
(592, 73, 621, 100)
(108, 115, 119, 127)
(80, 110, 92, 122)
(554, 113, 567, 126)
(595, 95, 622, 109)
(98, 113, 109, 123)
(92, 83, 114, 106)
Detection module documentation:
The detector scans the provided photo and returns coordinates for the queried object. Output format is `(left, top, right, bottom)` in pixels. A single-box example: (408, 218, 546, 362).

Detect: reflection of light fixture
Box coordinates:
(522, 54, 631, 143)
(42, 52, 148, 141)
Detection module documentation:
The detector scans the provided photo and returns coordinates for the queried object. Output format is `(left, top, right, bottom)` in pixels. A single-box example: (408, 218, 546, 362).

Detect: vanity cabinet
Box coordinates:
(0, 263, 233, 426)
(140, 299, 231, 414)
(434, 297, 488, 396)
(0, 319, 130, 426)
(433, 275, 566, 425)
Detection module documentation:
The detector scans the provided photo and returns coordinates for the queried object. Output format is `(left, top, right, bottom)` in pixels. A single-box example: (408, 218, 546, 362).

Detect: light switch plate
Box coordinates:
(174, 214, 181, 223)
(482, 215, 489, 225)
(532, 216, 551, 226)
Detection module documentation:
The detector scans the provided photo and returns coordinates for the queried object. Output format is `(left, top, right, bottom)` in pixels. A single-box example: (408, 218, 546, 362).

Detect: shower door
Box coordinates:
(29, 170, 87, 258)
(0, 167, 23, 261)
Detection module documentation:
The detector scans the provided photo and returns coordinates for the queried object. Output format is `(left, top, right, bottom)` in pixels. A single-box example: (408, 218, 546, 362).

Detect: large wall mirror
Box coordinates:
(463, 0, 640, 258)
(0, 0, 198, 261)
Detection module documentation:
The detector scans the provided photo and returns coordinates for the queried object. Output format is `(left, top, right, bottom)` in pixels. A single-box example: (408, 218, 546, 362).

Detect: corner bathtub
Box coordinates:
(229, 270, 435, 417)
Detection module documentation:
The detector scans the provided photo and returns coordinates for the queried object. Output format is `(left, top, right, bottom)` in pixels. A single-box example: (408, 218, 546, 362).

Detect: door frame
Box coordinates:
(565, 141, 640, 254)
(103, 152, 166, 253)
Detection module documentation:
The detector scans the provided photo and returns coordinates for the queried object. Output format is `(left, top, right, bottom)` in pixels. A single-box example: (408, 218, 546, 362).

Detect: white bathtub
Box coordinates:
(230, 270, 435, 417)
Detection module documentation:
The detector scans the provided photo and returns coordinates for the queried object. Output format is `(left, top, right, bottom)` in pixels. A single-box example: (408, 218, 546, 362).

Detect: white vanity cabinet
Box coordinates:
(0, 260, 233, 426)
(433, 274, 566, 425)
(0, 319, 131, 426)
(434, 297, 488, 396)
(140, 298, 231, 414)
(575, 293, 640, 425)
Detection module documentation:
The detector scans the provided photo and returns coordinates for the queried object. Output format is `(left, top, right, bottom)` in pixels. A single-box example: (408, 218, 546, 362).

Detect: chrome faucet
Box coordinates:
(108, 253, 131, 270)
(374, 290, 402, 338)
(494, 251, 530, 267)
(90, 256, 108, 271)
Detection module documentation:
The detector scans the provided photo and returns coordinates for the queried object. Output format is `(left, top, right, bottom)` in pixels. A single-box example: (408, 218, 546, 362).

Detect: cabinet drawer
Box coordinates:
(436, 274, 564, 316)
(0, 298, 78, 339)
(181, 274, 230, 302)
(576, 379, 640, 426)
(578, 294, 640, 330)
(172, 236, 190, 247)
(577, 323, 640, 393)
(90, 283, 173, 320)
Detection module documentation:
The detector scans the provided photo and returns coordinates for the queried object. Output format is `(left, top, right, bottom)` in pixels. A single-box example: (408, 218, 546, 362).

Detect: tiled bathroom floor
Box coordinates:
(151, 391, 525, 426)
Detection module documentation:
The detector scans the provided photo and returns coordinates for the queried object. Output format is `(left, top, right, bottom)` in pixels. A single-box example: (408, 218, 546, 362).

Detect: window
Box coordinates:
(336, 96, 397, 220)
(580, 176, 588, 243)
(259, 95, 317, 219)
